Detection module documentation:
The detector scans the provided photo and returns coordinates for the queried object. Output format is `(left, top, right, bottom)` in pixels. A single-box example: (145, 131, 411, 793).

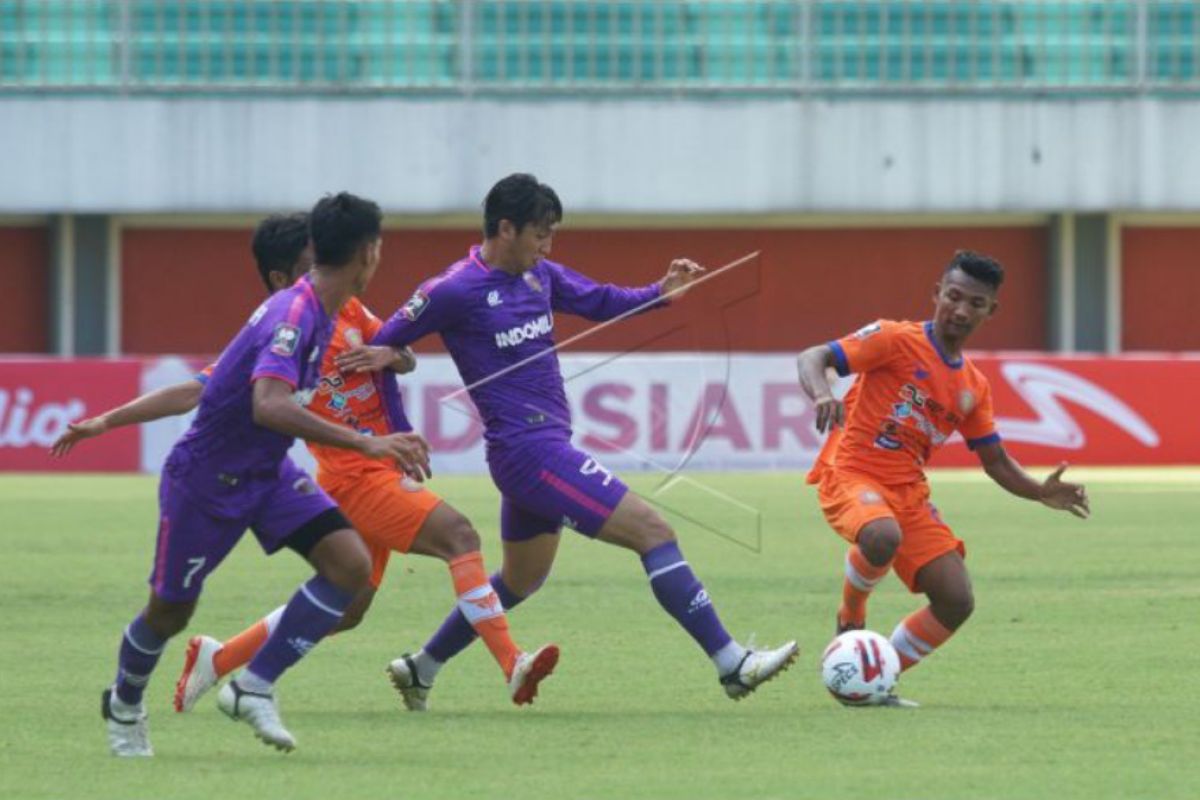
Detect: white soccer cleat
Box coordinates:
(720, 640, 800, 701)
(508, 644, 560, 706)
(102, 688, 152, 757)
(386, 653, 433, 712)
(174, 635, 222, 713)
(216, 679, 296, 752)
(879, 693, 920, 708)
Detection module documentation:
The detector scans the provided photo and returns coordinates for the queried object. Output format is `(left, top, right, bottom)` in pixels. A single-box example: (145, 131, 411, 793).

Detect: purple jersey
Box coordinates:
(373, 246, 664, 450)
(166, 275, 335, 515)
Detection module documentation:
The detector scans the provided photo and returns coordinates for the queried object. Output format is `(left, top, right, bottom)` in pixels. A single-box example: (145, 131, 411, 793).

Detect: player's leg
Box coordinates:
(814, 471, 902, 633)
(597, 490, 798, 699)
(399, 501, 561, 708)
(215, 466, 371, 751)
(106, 480, 243, 756)
(891, 550, 973, 672)
(839, 517, 902, 632)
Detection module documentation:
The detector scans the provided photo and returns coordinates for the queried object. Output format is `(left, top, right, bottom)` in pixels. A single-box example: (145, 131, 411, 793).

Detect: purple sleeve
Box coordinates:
(372, 275, 466, 349)
(547, 262, 666, 321)
(250, 304, 310, 389)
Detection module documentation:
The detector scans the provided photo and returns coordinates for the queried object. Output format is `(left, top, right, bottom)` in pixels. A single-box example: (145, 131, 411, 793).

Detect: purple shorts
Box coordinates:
(148, 458, 338, 602)
(488, 441, 629, 542)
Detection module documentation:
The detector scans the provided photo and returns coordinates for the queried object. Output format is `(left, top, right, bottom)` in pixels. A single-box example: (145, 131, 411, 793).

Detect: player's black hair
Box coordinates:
(251, 213, 310, 291)
(945, 250, 1005, 291)
(309, 192, 383, 267)
(483, 173, 563, 238)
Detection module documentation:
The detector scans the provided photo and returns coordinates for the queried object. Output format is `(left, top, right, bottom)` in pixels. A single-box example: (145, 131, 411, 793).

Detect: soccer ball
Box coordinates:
(821, 630, 901, 706)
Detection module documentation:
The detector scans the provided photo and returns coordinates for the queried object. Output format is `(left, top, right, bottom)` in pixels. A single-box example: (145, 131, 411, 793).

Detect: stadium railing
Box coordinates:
(1, 1, 1197, 94)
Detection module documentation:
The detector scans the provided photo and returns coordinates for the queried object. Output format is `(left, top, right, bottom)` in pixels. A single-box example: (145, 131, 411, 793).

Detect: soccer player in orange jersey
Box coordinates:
(52, 213, 557, 711)
(796, 250, 1090, 706)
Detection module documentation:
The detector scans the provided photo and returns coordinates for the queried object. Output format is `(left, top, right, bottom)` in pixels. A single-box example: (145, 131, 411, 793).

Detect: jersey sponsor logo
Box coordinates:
(401, 290, 430, 321)
(958, 389, 976, 414)
(853, 321, 882, 340)
(270, 322, 301, 356)
(580, 457, 615, 486)
(858, 490, 883, 505)
(487, 290, 503, 307)
(523, 272, 543, 293)
(494, 314, 554, 349)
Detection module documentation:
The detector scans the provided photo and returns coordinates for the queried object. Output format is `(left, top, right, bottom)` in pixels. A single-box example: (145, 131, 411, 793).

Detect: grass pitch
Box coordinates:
(1, 469, 1197, 799)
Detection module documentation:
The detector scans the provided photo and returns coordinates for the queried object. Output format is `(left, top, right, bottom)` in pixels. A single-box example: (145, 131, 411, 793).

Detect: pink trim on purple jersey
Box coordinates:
(153, 513, 171, 594)
(286, 275, 317, 325)
(468, 245, 491, 272)
(249, 370, 299, 389)
(539, 469, 614, 518)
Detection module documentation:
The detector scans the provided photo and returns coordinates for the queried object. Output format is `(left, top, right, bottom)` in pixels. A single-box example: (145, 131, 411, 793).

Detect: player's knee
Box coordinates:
(858, 523, 901, 565)
(323, 539, 373, 593)
(146, 597, 195, 638)
(933, 588, 975, 630)
(439, 513, 482, 560)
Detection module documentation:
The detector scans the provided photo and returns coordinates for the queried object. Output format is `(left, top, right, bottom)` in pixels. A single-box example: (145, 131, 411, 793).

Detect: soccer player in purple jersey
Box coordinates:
(366, 174, 798, 708)
(102, 193, 430, 756)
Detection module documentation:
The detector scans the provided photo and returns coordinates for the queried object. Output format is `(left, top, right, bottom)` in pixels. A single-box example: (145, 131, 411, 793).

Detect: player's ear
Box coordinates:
(268, 270, 291, 292)
(987, 297, 1000, 318)
(498, 219, 517, 241)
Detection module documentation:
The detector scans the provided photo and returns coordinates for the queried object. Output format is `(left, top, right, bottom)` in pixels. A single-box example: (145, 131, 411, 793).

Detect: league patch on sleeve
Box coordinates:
(270, 322, 302, 356)
(401, 290, 430, 321)
(853, 321, 882, 340)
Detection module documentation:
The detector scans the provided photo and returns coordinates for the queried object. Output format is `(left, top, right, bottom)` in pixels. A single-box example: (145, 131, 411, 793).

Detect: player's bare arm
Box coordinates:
(796, 344, 845, 433)
(657, 258, 706, 300)
(50, 379, 204, 457)
(252, 377, 431, 480)
(975, 442, 1090, 519)
(333, 345, 416, 375)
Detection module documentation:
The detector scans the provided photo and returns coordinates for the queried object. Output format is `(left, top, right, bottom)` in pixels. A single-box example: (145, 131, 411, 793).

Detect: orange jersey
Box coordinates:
(808, 320, 999, 486)
(305, 297, 402, 478)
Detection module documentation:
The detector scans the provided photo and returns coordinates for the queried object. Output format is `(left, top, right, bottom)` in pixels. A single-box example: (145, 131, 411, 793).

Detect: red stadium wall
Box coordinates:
(120, 225, 1047, 355)
(0, 226, 49, 354)
(1121, 226, 1200, 351)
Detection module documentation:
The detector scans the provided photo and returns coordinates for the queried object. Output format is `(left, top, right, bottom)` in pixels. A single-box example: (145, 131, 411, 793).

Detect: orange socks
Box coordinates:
(839, 546, 891, 629)
(212, 606, 284, 677)
(449, 552, 521, 677)
(890, 606, 954, 671)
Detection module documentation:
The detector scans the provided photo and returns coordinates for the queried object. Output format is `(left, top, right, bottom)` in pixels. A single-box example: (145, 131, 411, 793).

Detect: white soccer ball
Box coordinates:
(821, 630, 901, 706)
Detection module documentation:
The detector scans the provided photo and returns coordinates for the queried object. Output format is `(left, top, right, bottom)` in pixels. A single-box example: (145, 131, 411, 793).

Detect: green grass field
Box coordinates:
(2, 469, 1197, 799)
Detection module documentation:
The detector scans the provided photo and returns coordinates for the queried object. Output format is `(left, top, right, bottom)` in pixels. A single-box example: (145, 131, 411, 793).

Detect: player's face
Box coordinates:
(932, 268, 997, 341)
(353, 237, 383, 295)
(512, 221, 558, 270)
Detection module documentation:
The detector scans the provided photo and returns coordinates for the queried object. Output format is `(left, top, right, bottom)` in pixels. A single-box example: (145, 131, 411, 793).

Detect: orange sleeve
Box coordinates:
(960, 375, 1000, 450)
(360, 303, 384, 341)
(827, 320, 903, 377)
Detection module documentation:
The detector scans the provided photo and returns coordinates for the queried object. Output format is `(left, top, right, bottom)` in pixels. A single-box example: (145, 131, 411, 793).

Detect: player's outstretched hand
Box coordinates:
(335, 345, 407, 374)
(812, 395, 845, 434)
(361, 432, 432, 481)
(49, 417, 108, 457)
(1039, 462, 1090, 519)
(659, 258, 706, 300)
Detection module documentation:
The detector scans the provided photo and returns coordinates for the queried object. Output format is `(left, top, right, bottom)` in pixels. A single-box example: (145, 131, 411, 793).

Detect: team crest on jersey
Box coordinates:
(401, 290, 430, 321)
(859, 490, 883, 505)
(345, 328, 363, 347)
(523, 272, 543, 293)
(853, 321, 882, 340)
(487, 290, 503, 307)
(958, 390, 976, 414)
(270, 322, 301, 356)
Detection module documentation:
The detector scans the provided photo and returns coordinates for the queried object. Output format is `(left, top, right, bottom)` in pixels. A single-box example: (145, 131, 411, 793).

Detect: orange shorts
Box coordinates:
(813, 468, 964, 592)
(320, 467, 443, 589)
